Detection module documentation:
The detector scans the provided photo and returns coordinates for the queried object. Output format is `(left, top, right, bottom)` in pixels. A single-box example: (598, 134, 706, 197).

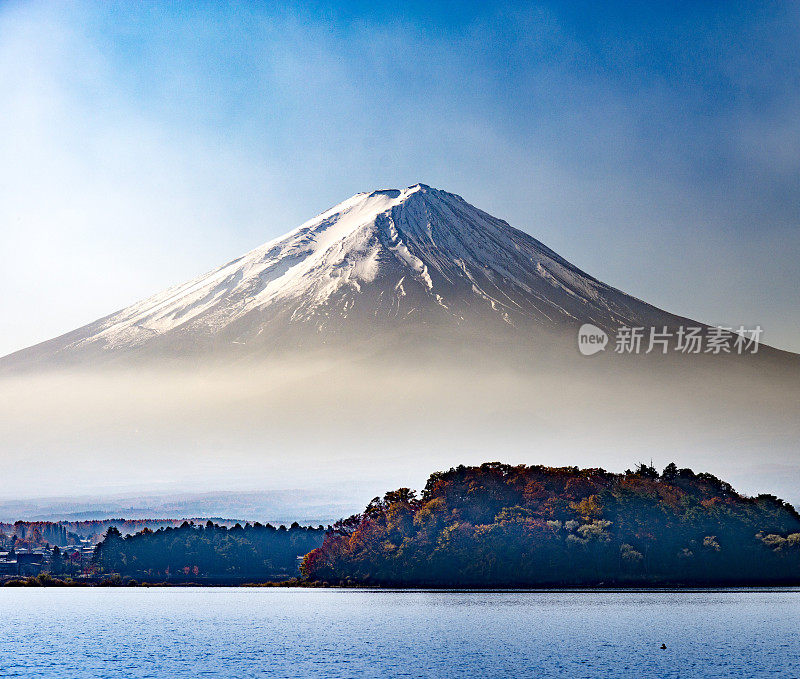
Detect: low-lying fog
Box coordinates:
(1, 353, 798, 517)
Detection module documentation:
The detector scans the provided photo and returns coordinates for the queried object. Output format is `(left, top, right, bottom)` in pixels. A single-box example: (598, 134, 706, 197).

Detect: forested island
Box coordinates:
(301, 462, 800, 587)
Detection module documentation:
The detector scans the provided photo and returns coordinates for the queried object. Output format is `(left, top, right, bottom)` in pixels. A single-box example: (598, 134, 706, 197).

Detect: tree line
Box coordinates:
(0, 522, 77, 549)
(2, 519, 249, 548)
(92, 521, 325, 581)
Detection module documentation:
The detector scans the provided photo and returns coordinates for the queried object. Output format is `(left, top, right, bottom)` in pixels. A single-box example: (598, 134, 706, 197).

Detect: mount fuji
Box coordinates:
(3, 184, 713, 369)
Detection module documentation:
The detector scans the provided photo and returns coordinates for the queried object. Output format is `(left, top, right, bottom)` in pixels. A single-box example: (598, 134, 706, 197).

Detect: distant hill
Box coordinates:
(302, 462, 800, 587)
(0, 490, 357, 527)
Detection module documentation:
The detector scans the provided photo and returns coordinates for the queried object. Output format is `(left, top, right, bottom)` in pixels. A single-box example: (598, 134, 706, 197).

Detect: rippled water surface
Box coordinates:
(1, 588, 798, 678)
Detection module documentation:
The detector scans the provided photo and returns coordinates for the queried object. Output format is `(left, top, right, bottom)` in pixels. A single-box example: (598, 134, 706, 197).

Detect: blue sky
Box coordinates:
(1, 0, 798, 353)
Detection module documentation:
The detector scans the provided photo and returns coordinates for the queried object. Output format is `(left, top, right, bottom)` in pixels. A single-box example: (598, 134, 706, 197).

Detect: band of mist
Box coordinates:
(1, 350, 797, 515)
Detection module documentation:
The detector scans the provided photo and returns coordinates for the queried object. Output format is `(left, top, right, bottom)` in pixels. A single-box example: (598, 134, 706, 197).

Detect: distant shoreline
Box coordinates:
(4, 574, 800, 591)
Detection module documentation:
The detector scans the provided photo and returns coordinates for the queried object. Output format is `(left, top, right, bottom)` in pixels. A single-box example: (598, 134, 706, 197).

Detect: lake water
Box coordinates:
(0, 588, 798, 678)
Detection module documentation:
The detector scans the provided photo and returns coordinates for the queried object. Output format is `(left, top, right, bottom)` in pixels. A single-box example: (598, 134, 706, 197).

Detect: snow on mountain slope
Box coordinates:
(2, 184, 694, 365)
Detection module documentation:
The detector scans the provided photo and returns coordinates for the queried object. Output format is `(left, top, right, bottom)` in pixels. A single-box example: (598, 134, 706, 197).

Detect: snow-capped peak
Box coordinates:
(8, 184, 685, 361)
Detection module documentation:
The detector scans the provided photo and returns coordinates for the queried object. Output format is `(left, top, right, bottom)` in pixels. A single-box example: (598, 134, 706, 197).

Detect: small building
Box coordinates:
(17, 551, 44, 576)
(0, 556, 18, 575)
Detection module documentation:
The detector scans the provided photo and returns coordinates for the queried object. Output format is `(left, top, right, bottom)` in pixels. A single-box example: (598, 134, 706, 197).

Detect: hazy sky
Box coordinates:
(1, 0, 798, 355)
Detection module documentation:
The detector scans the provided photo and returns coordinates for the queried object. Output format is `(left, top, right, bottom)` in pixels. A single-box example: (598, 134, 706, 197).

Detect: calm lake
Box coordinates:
(0, 588, 798, 678)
